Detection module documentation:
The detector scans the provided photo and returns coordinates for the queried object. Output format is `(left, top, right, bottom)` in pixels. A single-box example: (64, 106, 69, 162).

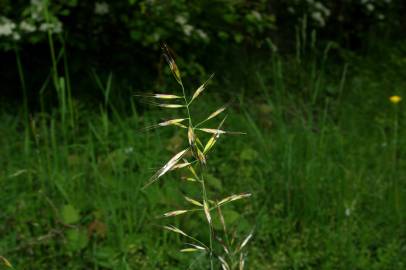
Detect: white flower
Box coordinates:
(20, 21, 36, 33)
(251, 10, 262, 21)
(95, 2, 110, 15)
(311, 12, 325, 27)
(0, 17, 16, 37)
(152, 32, 160, 42)
(345, 208, 351, 217)
(183, 24, 194, 36)
(12, 32, 21, 41)
(39, 21, 63, 34)
(196, 29, 209, 42)
(39, 22, 51, 32)
(53, 21, 62, 33)
(366, 4, 375, 12)
(124, 147, 134, 154)
(31, 0, 43, 6)
(30, 0, 45, 21)
(175, 15, 187, 25)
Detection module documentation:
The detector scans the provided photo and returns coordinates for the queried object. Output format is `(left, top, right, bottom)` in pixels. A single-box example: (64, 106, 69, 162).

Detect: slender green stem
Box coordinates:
(14, 46, 28, 122)
(194, 118, 211, 129)
(200, 170, 214, 270)
(393, 107, 400, 223)
(180, 81, 214, 269)
(180, 83, 193, 127)
(393, 107, 398, 169)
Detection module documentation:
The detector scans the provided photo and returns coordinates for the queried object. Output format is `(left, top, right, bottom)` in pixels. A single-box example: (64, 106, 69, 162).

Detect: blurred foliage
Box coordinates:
(0, 0, 403, 52)
(0, 0, 404, 104)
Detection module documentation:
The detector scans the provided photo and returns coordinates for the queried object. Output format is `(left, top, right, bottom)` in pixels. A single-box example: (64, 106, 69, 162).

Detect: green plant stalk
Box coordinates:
(200, 171, 214, 270)
(62, 40, 75, 129)
(14, 46, 28, 121)
(393, 106, 400, 223)
(44, 1, 67, 138)
(181, 82, 214, 270)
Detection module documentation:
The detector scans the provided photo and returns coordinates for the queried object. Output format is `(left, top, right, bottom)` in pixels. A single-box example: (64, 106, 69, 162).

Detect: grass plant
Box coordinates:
(140, 44, 252, 270)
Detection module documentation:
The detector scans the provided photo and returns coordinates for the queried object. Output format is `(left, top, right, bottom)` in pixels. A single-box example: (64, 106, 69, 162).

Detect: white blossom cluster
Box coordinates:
(0, 17, 18, 40)
(360, 0, 392, 20)
(175, 15, 209, 42)
(0, 0, 63, 43)
(288, 0, 393, 27)
(306, 0, 331, 27)
(94, 2, 110, 16)
(287, 0, 331, 27)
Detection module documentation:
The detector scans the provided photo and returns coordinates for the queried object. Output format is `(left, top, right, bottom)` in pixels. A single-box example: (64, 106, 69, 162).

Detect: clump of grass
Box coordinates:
(141, 44, 252, 269)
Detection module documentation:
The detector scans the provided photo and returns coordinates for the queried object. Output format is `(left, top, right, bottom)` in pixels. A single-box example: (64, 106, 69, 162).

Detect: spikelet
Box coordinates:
(184, 196, 203, 207)
(162, 43, 182, 85)
(203, 200, 212, 224)
(163, 210, 189, 217)
(190, 73, 214, 104)
(142, 148, 189, 189)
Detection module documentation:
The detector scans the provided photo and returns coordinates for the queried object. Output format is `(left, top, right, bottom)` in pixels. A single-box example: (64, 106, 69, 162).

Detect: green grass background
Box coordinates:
(1, 41, 405, 269)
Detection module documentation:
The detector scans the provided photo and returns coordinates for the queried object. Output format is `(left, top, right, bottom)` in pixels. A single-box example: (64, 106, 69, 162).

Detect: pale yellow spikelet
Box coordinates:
(190, 73, 214, 103)
(158, 118, 187, 127)
(217, 204, 227, 233)
(153, 94, 183, 99)
(188, 164, 199, 179)
(203, 200, 211, 224)
(188, 126, 196, 147)
(133, 93, 183, 99)
(184, 196, 203, 207)
(157, 104, 185, 108)
(173, 122, 188, 129)
(181, 243, 206, 252)
(198, 128, 227, 134)
(218, 256, 230, 270)
(203, 136, 217, 154)
(142, 148, 189, 189)
(237, 231, 253, 252)
(180, 248, 200, 252)
(239, 253, 245, 270)
(0, 256, 12, 268)
(218, 193, 252, 206)
(163, 209, 189, 217)
(170, 162, 191, 171)
(198, 128, 245, 135)
(182, 177, 197, 182)
(206, 106, 226, 121)
(197, 148, 206, 165)
(162, 43, 182, 85)
(163, 225, 188, 236)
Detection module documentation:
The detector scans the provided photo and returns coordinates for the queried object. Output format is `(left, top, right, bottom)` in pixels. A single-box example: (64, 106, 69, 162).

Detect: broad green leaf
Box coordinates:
(62, 204, 80, 224)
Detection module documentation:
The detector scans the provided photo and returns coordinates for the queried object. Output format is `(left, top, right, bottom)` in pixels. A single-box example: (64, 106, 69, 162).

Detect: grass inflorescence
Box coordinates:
(140, 44, 252, 270)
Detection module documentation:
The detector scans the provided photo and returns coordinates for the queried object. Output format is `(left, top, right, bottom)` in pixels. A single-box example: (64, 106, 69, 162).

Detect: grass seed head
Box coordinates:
(158, 118, 187, 127)
(142, 148, 189, 189)
(203, 200, 212, 224)
(184, 196, 203, 207)
(163, 210, 189, 217)
(190, 73, 214, 103)
(163, 225, 188, 237)
(162, 43, 182, 85)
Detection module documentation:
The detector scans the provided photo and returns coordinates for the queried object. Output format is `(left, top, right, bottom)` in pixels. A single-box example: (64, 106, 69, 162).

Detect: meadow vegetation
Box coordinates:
(1, 36, 405, 269)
